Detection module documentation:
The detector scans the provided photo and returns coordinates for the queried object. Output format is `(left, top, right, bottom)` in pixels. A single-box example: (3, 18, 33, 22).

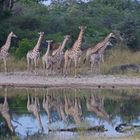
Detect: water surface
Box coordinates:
(0, 88, 140, 139)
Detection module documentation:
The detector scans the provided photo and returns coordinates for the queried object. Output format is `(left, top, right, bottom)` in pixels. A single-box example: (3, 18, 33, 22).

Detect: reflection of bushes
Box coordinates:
(119, 99, 140, 122)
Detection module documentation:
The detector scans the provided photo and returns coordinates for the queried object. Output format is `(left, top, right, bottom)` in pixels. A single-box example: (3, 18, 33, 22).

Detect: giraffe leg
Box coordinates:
(74, 59, 79, 78)
(27, 56, 31, 72)
(77, 57, 81, 77)
(64, 57, 69, 77)
(3, 58, 7, 73)
(3, 88, 8, 108)
(42, 58, 46, 75)
(34, 58, 37, 74)
(27, 94, 30, 108)
(68, 59, 72, 75)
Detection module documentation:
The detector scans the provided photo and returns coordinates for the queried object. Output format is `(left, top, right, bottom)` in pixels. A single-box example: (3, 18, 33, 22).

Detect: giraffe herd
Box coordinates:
(0, 27, 123, 77)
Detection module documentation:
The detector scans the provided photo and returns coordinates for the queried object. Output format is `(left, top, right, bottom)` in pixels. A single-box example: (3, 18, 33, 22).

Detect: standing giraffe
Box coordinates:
(26, 32, 44, 73)
(84, 32, 123, 72)
(52, 35, 70, 74)
(42, 40, 53, 75)
(85, 31, 123, 63)
(64, 26, 86, 77)
(90, 41, 112, 72)
(0, 88, 14, 133)
(27, 91, 43, 131)
(0, 32, 17, 73)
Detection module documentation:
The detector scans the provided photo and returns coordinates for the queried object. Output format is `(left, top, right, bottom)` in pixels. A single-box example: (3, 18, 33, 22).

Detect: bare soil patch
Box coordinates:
(0, 71, 140, 89)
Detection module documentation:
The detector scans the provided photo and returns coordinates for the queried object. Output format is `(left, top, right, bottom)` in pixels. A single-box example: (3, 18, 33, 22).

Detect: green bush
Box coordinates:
(15, 38, 35, 59)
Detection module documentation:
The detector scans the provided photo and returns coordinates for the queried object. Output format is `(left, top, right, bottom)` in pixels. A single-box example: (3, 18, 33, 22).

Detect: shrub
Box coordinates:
(15, 38, 35, 59)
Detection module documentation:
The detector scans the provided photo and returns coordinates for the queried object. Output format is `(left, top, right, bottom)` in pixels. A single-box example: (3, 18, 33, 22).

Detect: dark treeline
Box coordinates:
(0, 0, 140, 59)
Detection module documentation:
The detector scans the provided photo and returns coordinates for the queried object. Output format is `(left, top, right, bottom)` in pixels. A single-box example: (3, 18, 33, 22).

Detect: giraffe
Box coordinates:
(64, 26, 87, 77)
(0, 88, 14, 133)
(86, 93, 110, 123)
(84, 31, 123, 72)
(64, 90, 82, 124)
(52, 35, 70, 74)
(0, 32, 17, 73)
(42, 40, 53, 75)
(27, 91, 43, 131)
(26, 32, 44, 73)
(85, 31, 123, 63)
(90, 41, 112, 72)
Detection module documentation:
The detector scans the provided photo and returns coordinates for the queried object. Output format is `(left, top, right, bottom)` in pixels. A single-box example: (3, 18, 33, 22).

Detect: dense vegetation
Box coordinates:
(0, 0, 140, 59)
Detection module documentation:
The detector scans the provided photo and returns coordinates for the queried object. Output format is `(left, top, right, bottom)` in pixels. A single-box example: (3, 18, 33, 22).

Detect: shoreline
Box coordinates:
(0, 72, 140, 89)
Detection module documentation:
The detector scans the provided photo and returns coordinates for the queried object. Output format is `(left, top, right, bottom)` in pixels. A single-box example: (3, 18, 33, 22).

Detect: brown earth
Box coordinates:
(0, 72, 140, 89)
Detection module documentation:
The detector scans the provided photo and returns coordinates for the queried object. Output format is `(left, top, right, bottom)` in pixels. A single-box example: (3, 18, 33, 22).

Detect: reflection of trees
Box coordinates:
(119, 98, 140, 123)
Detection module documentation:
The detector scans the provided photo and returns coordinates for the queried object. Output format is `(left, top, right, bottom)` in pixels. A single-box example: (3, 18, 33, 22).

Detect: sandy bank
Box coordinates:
(0, 72, 140, 89)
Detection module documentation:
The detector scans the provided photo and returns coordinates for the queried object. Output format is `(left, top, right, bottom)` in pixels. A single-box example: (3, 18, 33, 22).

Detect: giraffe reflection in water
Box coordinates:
(0, 88, 14, 133)
(64, 89, 82, 124)
(42, 89, 67, 123)
(86, 91, 111, 123)
(27, 89, 43, 131)
(42, 89, 82, 124)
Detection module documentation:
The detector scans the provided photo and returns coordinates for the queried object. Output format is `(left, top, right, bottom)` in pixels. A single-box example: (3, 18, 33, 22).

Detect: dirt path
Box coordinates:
(0, 72, 140, 89)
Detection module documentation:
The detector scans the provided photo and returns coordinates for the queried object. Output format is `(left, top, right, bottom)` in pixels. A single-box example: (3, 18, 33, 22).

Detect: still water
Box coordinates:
(0, 88, 140, 139)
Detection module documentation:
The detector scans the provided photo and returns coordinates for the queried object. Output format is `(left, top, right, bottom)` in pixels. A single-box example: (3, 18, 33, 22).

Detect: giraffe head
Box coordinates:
(46, 40, 53, 46)
(108, 32, 116, 39)
(79, 26, 87, 32)
(64, 35, 70, 40)
(109, 31, 123, 42)
(9, 32, 17, 38)
(38, 32, 44, 37)
(113, 30, 123, 41)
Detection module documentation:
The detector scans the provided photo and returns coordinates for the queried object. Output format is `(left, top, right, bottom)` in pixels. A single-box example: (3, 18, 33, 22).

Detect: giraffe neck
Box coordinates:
(60, 38, 68, 51)
(98, 34, 111, 53)
(45, 44, 51, 56)
(98, 43, 108, 54)
(103, 34, 111, 46)
(2, 34, 12, 52)
(33, 35, 43, 51)
(73, 29, 84, 49)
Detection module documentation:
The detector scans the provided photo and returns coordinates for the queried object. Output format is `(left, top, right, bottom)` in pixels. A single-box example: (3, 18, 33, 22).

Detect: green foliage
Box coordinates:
(15, 38, 35, 59)
(0, 0, 140, 59)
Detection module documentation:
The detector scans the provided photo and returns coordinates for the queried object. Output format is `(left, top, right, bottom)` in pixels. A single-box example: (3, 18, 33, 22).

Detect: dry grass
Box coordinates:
(81, 47, 140, 75)
(0, 48, 140, 75)
(0, 56, 26, 72)
(100, 47, 140, 74)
